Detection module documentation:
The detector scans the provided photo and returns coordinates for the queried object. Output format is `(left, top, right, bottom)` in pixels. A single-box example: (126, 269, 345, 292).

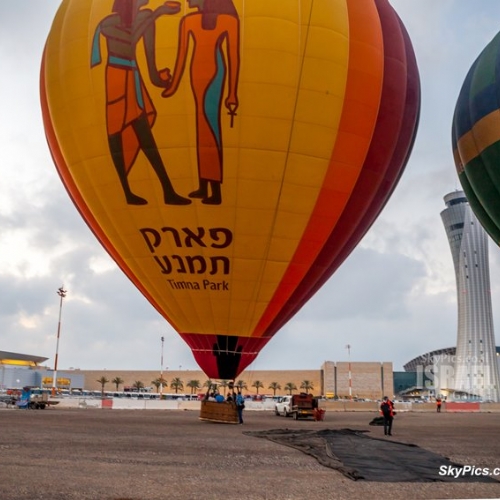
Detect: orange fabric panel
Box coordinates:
(253, 0, 384, 338)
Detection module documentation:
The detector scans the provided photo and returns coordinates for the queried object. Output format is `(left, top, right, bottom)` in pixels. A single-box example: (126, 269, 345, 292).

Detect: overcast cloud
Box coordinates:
(1, 1, 500, 374)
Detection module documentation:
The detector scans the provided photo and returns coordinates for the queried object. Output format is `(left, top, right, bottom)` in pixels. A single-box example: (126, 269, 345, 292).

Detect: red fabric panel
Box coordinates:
(182, 334, 270, 379)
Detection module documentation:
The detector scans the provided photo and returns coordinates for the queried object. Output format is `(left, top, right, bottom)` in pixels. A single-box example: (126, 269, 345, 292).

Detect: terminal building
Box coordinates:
(0, 351, 84, 391)
(393, 346, 500, 401)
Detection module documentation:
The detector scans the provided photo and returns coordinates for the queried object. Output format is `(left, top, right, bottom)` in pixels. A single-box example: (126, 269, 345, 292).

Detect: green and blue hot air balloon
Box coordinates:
(453, 33, 500, 244)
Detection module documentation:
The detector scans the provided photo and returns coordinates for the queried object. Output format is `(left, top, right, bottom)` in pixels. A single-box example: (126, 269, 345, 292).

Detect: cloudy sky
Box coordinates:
(1, 1, 500, 375)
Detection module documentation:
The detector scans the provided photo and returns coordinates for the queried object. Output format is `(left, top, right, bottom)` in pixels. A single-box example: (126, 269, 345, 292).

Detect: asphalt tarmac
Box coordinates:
(0, 408, 499, 500)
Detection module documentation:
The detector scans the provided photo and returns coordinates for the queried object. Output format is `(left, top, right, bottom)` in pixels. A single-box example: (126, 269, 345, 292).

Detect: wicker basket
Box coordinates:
(199, 400, 239, 424)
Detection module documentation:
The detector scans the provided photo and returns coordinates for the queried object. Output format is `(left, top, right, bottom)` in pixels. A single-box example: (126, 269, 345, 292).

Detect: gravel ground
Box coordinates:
(0, 408, 499, 500)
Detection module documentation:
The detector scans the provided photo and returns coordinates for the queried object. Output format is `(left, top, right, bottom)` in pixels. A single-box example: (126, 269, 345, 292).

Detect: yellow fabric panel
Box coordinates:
(457, 109, 500, 165)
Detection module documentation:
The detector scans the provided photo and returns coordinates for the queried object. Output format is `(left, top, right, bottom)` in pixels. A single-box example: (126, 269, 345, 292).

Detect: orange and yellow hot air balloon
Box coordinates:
(41, 0, 420, 379)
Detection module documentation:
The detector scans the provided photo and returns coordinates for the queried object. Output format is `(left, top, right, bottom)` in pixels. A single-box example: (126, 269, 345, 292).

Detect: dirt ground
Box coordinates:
(1, 408, 499, 500)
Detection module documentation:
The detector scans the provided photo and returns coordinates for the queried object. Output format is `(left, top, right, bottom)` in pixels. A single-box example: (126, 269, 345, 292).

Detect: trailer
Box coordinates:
(26, 393, 60, 410)
(1, 389, 60, 409)
(290, 393, 316, 420)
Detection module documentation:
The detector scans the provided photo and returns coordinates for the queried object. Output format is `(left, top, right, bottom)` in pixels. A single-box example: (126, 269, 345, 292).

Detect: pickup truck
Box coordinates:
(274, 395, 293, 417)
(274, 393, 316, 420)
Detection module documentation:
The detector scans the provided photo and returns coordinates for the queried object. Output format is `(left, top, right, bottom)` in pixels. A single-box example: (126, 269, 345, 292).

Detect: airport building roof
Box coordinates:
(0, 351, 49, 366)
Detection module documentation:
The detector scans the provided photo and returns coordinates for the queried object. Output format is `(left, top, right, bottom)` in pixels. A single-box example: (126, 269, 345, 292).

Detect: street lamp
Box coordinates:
(52, 286, 67, 397)
(346, 344, 352, 400)
(467, 355, 472, 401)
(160, 336, 165, 396)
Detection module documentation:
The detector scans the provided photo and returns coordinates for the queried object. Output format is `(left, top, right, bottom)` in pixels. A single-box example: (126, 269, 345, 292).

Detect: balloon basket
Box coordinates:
(199, 400, 239, 424)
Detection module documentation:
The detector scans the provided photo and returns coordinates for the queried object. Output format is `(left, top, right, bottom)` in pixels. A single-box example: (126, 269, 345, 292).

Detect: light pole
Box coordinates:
(52, 286, 67, 397)
(346, 344, 352, 400)
(160, 336, 165, 396)
(467, 355, 472, 401)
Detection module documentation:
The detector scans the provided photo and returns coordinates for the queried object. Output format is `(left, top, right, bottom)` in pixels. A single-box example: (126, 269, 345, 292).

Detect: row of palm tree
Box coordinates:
(95, 376, 314, 396)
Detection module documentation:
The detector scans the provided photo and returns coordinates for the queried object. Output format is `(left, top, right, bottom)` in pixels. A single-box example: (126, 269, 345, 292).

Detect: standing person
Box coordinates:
(18, 387, 32, 409)
(436, 397, 442, 413)
(380, 396, 394, 436)
(235, 389, 245, 424)
(91, 0, 191, 206)
(162, 0, 240, 205)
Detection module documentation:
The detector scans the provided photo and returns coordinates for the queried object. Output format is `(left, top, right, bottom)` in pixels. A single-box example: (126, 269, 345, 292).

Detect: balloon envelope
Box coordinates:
(41, 0, 420, 379)
(453, 32, 500, 245)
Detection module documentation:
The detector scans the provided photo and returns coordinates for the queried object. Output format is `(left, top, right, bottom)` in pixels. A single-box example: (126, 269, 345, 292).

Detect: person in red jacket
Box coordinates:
(380, 396, 395, 436)
(436, 397, 442, 413)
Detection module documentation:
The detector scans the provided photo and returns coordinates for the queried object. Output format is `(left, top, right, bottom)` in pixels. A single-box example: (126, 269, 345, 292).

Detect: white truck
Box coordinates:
(274, 395, 293, 417)
(274, 393, 316, 420)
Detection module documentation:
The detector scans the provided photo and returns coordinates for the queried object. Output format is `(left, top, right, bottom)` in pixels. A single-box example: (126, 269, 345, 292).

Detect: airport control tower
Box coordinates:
(441, 191, 500, 401)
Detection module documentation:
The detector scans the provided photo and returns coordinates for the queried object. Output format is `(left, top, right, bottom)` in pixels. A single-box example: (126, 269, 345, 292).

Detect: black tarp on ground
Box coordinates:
(244, 428, 499, 482)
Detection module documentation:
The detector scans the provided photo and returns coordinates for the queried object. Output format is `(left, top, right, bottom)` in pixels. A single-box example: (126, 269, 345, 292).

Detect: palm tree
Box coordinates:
(159, 376, 167, 391)
(284, 382, 297, 395)
(268, 382, 281, 396)
(202, 379, 215, 396)
(219, 380, 229, 395)
(96, 376, 109, 397)
(252, 380, 264, 395)
(111, 377, 124, 391)
(186, 379, 201, 395)
(150, 377, 167, 393)
(132, 380, 145, 392)
(300, 380, 314, 394)
(170, 377, 184, 394)
(235, 380, 247, 391)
